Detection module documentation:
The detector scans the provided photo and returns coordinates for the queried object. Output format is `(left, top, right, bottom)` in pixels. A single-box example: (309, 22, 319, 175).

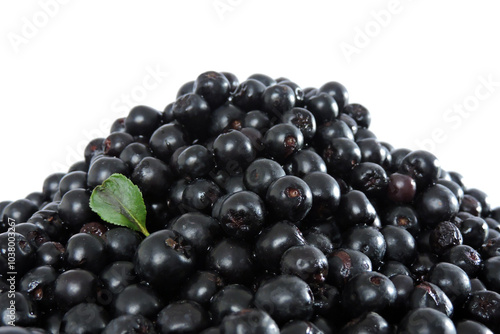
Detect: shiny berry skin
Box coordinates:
(131, 157, 172, 198)
(281, 320, 324, 334)
(172, 93, 212, 138)
(18, 266, 57, 308)
(168, 212, 221, 256)
(343, 226, 386, 266)
(248, 73, 276, 87)
(217, 191, 265, 239)
(231, 79, 267, 111)
(182, 178, 222, 213)
(326, 249, 372, 288)
(417, 184, 460, 228)
(254, 221, 306, 273)
(110, 117, 126, 133)
(357, 138, 391, 168)
(124, 105, 162, 138)
(149, 123, 188, 162)
(429, 262, 471, 306)
(342, 271, 396, 318)
(61, 303, 109, 334)
(398, 308, 456, 334)
(339, 312, 390, 334)
(103, 314, 157, 334)
(387, 173, 417, 203)
(337, 190, 377, 230)
(266, 175, 313, 222)
(36, 241, 65, 268)
(263, 124, 304, 162)
(429, 221, 463, 255)
(113, 284, 162, 319)
(177, 145, 214, 179)
(455, 320, 493, 334)
(42, 172, 66, 201)
(87, 156, 129, 188)
(282, 107, 317, 141)
(180, 271, 224, 306)
(214, 130, 256, 175)
(54, 269, 97, 310)
(318, 81, 349, 110)
(244, 110, 271, 132)
(220, 309, 279, 334)
(207, 238, 254, 284)
(399, 150, 441, 190)
(280, 245, 328, 284)
(284, 150, 327, 178)
(65, 233, 106, 273)
(58, 171, 87, 196)
(443, 245, 482, 277)
(460, 217, 489, 249)
(2, 199, 38, 229)
(306, 93, 339, 125)
(222, 72, 239, 92)
(303, 172, 341, 221)
(409, 281, 454, 317)
(84, 138, 105, 164)
(99, 261, 137, 295)
(210, 284, 254, 324)
(350, 162, 389, 198)
(134, 230, 195, 295)
(194, 71, 231, 109)
(0, 292, 38, 327)
(381, 226, 416, 265)
(157, 300, 209, 334)
(244, 159, 285, 197)
(465, 188, 491, 217)
(322, 138, 361, 176)
(481, 256, 500, 293)
(209, 104, 245, 136)
(343, 103, 371, 129)
(463, 290, 500, 332)
(280, 81, 305, 107)
(460, 194, 483, 216)
(177, 80, 194, 98)
(262, 84, 296, 118)
(315, 120, 355, 148)
(119, 143, 152, 171)
(103, 132, 134, 157)
(58, 189, 96, 230)
(255, 275, 314, 324)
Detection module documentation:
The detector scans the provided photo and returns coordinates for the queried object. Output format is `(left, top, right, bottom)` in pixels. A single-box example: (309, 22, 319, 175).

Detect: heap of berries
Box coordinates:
(1, 71, 500, 334)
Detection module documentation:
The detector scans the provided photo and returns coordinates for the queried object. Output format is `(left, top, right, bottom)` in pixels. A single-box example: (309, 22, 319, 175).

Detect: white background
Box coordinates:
(1, 0, 499, 207)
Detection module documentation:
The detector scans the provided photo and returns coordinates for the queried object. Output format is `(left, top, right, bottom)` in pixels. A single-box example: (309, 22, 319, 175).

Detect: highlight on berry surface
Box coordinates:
(89, 173, 150, 236)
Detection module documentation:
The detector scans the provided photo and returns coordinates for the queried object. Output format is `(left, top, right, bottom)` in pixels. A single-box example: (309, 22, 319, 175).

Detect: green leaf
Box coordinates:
(89, 173, 150, 236)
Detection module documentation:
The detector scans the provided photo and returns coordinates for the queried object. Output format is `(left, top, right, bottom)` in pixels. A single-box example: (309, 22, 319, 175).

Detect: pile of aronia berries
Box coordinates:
(1, 71, 500, 334)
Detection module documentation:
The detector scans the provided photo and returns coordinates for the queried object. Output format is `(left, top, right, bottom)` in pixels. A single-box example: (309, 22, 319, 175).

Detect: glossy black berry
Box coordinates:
(103, 314, 157, 334)
(231, 79, 267, 111)
(125, 105, 162, 138)
(460, 217, 489, 249)
(65, 233, 106, 273)
(337, 190, 377, 230)
(266, 175, 313, 222)
(149, 123, 188, 162)
(131, 157, 172, 198)
(207, 238, 254, 284)
(306, 93, 339, 125)
(409, 281, 454, 317)
(87, 157, 129, 189)
(99, 261, 137, 296)
(176, 145, 214, 179)
(254, 275, 314, 324)
(214, 130, 256, 175)
(113, 284, 162, 319)
(58, 171, 87, 196)
(177, 80, 194, 98)
(220, 309, 280, 334)
(194, 71, 231, 109)
(280, 245, 328, 284)
(282, 107, 317, 141)
(398, 308, 456, 334)
(429, 221, 463, 255)
(210, 284, 254, 324)
(284, 150, 327, 178)
(263, 124, 304, 162)
(429, 262, 471, 306)
(342, 271, 396, 318)
(326, 249, 372, 288)
(303, 172, 341, 221)
(318, 81, 349, 111)
(61, 303, 109, 334)
(217, 191, 265, 239)
(322, 138, 361, 176)
(463, 291, 500, 332)
(209, 104, 245, 136)
(179, 270, 223, 306)
(343, 103, 371, 129)
(157, 300, 209, 334)
(350, 162, 389, 198)
(399, 150, 441, 190)
(481, 256, 500, 293)
(134, 230, 195, 295)
(0, 292, 38, 327)
(182, 178, 222, 213)
(417, 184, 460, 228)
(339, 312, 390, 334)
(54, 269, 97, 310)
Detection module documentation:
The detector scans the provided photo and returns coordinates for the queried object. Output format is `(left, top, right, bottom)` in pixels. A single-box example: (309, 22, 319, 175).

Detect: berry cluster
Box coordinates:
(1, 71, 500, 334)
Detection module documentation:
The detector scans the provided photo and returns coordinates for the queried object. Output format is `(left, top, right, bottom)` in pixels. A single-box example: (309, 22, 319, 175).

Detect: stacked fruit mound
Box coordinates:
(2, 71, 500, 334)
